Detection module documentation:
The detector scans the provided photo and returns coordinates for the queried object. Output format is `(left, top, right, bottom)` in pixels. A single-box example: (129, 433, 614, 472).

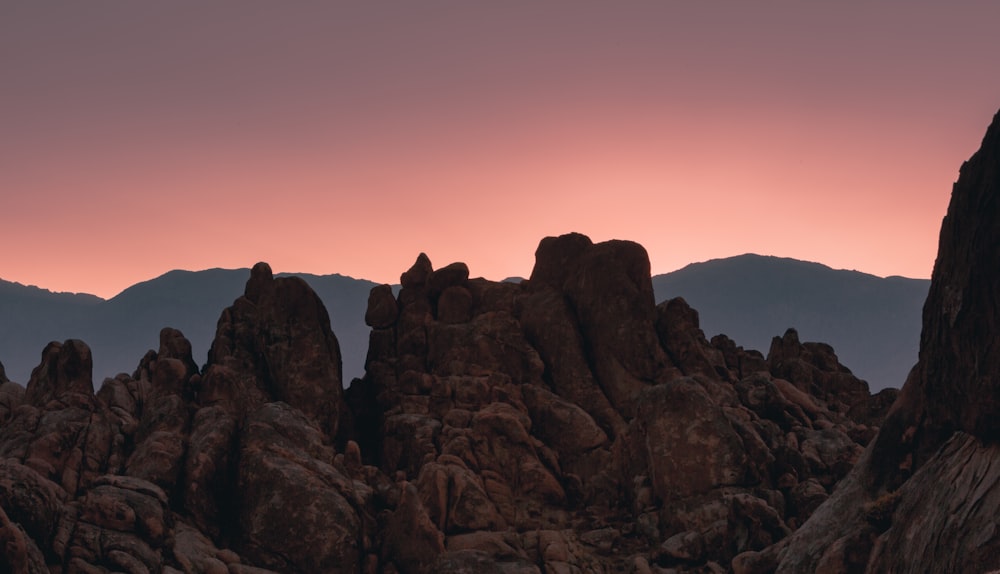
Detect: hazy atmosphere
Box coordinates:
(4, 2, 1000, 297)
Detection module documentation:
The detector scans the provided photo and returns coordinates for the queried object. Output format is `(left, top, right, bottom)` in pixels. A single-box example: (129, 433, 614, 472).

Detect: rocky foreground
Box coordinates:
(1, 109, 998, 573)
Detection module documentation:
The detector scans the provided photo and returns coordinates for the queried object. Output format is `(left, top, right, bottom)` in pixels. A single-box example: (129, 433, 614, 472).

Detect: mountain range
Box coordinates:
(0, 256, 927, 390)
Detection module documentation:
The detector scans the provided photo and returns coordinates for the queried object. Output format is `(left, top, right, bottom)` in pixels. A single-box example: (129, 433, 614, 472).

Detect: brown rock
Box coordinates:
(236, 403, 362, 573)
(416, 458, 507, 533)
(126, 342, 194, 492)
(632, 378, 751, 501)
(437, 286, 473, 324)
(157, 327, 200, 381)
(727, 493, 791, 554)
(428, 262, 470, 296)
(767, 329, 870, 412)
(515, 286, 626, 438)
(78, 475, 169, 546)
(381, 482, 445, 573)
(0, 504, 47, 574)
(773, 110, 1000, 574)
(401, 253, 434, 289)
(559, 239, 670, 417)
(656, 297, 729, 380)
(521, 384, 609, 480)
(365, 284, 399, 328)
(183, 404, 239, 538)
(0, 343, 116, 496)
(788, 478, 828, 523)
(527, 232, 593, 291)
(913, 109, 1000, 442)
(207, 264, 344, 439)
(25, 339, 95, 406)
(60, 475, 170, 573)
(0, 460, 67, 547)
(0, 380, 24, 425)
(171, 521, 232, 574)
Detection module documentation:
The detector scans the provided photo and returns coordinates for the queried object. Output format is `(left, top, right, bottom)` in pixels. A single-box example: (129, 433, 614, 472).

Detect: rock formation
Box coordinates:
(2, 108, 998, 573)
(734, 110, 1000, 573)
(0, 264, 371, 573)
(0, 236, 888, 573)
(352, 233, 887, 573)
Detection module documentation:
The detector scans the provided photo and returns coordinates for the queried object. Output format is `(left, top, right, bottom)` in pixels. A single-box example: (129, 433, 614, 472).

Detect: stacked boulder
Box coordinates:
(0, 234, 888, 573)
(0, 264, 384, 573)
(354, 232, 887, 573)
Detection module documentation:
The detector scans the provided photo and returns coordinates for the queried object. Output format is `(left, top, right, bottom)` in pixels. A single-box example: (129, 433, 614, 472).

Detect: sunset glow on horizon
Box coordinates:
(3, 2, 999, 299)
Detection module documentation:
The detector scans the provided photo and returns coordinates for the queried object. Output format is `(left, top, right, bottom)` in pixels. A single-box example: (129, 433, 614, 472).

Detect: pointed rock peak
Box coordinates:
(25, 339, 94, 406)
(206, 262, 344, 438)
(910, 107, 1000, 442)
(400, 253, 434, 289)
(782, 328, 801, 345)
(245, 261, 274, 302)
(158, 327, 200, 378)
(365, 284, 398, 328)
(0, 358, 7, 384)
(529, 232, 594, 289)
(767, 328, 803, 365)
(660, 297, 701, 329)
(251, 261, 273, 280)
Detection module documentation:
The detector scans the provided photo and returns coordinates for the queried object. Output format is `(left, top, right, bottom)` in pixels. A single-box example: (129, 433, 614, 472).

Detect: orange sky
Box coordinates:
(2, 2, 999, 299)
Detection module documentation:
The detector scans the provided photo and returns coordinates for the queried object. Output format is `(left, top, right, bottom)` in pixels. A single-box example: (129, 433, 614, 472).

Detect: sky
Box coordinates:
(3, 2, 999, 299)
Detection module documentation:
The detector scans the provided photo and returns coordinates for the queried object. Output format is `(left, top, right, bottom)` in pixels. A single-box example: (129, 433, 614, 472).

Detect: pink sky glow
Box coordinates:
(2, 2, 999, 298)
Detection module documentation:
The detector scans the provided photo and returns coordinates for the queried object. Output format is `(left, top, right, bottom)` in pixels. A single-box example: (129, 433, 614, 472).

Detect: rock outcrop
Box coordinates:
(0, 240, 891, 573)
(0, 263, 378, 573)
(7, 105, 999, 573)
(740, 110, 1000, 573)
(352, 233, 887, 572)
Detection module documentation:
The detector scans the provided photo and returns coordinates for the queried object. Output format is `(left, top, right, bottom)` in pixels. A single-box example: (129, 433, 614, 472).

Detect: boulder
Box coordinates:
(24, 339, 95, 406)
(631, 378, 750, 502)
(235, 403, 363, 573)
(207, 262, 344, 439)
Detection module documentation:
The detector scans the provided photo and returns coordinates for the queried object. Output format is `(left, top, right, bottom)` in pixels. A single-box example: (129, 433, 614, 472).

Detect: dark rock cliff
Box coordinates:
(737, 110, 1000, 574)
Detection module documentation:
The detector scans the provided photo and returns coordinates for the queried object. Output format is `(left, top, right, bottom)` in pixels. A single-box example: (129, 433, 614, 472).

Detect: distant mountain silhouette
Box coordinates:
(0, 256, 926, 390)
(0, 270, 380, 385)
(652, 254, 929, 390)
(0, 280, 103, 383)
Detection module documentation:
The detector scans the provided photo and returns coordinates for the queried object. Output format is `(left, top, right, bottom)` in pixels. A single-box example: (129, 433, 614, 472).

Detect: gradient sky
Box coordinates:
(3, 2, 999, 299)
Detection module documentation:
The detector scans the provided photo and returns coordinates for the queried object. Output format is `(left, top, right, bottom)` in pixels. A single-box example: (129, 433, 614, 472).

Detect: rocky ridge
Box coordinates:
(1, 109, 996, 573)
(1, 232, 889, 573)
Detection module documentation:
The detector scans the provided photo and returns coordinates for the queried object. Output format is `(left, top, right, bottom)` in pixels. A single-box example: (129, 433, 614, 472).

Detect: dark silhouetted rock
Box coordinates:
(767, 109, 1000, 574)
(24, 339, 94, 406)
(657, 297, 728, 381)
(208, 261, 344, 439)
(0, 228, 907, 572)
(365, 283, 398, 329)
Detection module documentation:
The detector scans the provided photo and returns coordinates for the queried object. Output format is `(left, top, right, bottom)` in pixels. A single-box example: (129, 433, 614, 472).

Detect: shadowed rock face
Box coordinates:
(751, 110, 1000, 574)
